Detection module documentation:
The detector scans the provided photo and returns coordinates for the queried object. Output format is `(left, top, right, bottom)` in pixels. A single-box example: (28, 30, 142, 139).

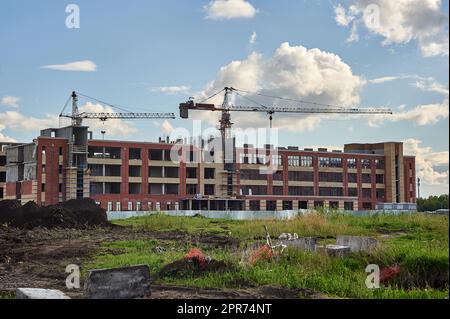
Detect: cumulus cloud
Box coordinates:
(0, 124, 17, 143)
(150, 86, 191, 95)
(204, 0, 258, 20)
(194, 42, 365, 132)
(41, 60, 97, 72)
(1, 96, 20, 108)
(78, 102, 137, 137)
(334, 0, 449, 57)
(403, 138, 449, 186)
(0, 111, 58, 131)
(369, 98, 449, 127)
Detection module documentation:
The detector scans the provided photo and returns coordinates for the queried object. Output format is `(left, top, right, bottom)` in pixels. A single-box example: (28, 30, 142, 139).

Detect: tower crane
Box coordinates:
(180, 87, 392, 137)
(60, 91, 176, 127)
(179, 87, 393, 197)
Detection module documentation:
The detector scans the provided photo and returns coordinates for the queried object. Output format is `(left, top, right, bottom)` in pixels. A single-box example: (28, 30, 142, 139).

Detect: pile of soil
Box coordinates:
(159, 258, 228, 278)
(0, 199, 109, 229)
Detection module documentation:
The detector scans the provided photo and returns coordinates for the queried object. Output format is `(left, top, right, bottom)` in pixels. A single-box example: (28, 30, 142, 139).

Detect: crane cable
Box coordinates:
(233, 88, 349, 110)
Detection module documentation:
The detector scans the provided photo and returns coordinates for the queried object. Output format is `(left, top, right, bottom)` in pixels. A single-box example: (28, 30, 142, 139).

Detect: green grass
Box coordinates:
(85, 213, 449, 299)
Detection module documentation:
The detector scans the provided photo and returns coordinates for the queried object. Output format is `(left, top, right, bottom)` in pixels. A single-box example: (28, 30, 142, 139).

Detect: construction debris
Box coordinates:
(318, 244, 351, 257)
(279, 233, 299, 240)
(336, 236, 378, 252)
(16, 288, 70, 299)
(84, 265, 151, 299)
(282, 237, 317, 252)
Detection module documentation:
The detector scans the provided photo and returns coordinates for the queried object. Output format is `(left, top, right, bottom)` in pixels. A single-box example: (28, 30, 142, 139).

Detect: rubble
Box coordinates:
(84, 265, 151, 299)
(16, 288, 70, 299)
(336, 236, 378, 252)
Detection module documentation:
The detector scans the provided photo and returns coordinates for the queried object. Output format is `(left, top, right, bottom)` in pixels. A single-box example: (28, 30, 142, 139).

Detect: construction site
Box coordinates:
(0, 89, 447, 300)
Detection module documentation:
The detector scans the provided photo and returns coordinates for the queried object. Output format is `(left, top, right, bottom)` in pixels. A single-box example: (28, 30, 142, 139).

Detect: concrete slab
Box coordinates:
(317, 245, 351, 257)
(281, 237, 317, 252)
(84, 265, 151, 299)
(336, 236, 378, 252)
(16, 288, 70, 299)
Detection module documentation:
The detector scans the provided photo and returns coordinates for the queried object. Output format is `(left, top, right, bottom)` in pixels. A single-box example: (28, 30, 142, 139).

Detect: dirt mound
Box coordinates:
(159, 258, 228, 278)
(0, 199, 109, 229)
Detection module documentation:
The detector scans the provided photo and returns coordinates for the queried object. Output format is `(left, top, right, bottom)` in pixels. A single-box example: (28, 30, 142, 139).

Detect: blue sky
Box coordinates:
(0, 0, 448, 196)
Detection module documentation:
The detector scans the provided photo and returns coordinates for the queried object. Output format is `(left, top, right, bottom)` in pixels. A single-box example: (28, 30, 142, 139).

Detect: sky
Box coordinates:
(0, 0, 448, 197)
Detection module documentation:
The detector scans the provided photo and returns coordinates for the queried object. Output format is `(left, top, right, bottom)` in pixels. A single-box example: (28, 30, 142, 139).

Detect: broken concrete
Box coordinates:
(279, 233, 299, 240)
(336, 236, 378, 252)
(16, 288, 70, 299)
(317, 245, 351, 257)
(281, 237, 317, 252)
(84, 265, 151, 299)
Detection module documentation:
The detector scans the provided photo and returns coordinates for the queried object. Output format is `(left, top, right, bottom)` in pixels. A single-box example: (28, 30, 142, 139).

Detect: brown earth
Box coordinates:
(0, 224, 320, 299)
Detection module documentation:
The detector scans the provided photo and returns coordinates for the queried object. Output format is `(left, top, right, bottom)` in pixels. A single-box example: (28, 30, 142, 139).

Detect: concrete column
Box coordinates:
(293, 201, 299, 210)
(308, 200, 315, 210)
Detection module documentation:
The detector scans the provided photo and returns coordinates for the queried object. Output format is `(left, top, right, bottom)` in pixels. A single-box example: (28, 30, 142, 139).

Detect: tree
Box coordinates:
(417, 194, 449, 212)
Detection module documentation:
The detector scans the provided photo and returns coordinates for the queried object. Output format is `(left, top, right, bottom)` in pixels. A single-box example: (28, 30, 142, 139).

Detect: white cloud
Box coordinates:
(1, 96, 20, 108)
(368, 98, 449, 127)
(41, 60, 97, 72)
(0, 124, 17, 143)
(249, 31, 257, 45)
(414, 79, 449, 96)
(78, 102, 137, 137)
(150, 86, 191, 95)
(193, 42, 365, 132)
(204, 0, 258, 20)
(368, 76, 399, 84)
(334, 4, 354, 27)
(403, 138, 449, 186)
(0, 110, 58, 131)
(334, 0, 449, 57)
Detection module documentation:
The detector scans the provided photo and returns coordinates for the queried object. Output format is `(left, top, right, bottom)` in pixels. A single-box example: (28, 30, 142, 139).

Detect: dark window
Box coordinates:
(186, 184, 197, 195)
(288, 186, 314, 196)
(149, 149, 163, 161)
(59, 147, 63, 156)
(187, 167, 197, 179)
(329, 201, 339, 209)
(249, 200, 260, 211)
(129, 183, 141, 194)
(344, 202, 354, 210)
(288, 171, 314, 181)
(319, 172, 343, 182)
(240, 169, 266, 180)
(58, 165, 63, 174)
(283, 201, 293, 210)
(273, 186, 284, 195)
(376, 188, 385, 199)
(376, 174, 384, 184)
(0, 172, 5, 183)
(204, 168, 215, 179)
(362, 174, 372, 183)
(376, 159, 385, 169)
(362, 188, 372, 198)
(59, 184, 62, 192)
(266, 200, 277, 211)
(314, 201, 324, 208)
(0, 156, 6, 166)
(362, 202, 372, 209)
(129, 166, 141, 177)
(348, 173, 357, 183)
(129, 148, 141, 160)
(204, 184, 215, 195)
(273, 171, 283, 181)
(165, 184, 179, 195)
(348, 188, 358, 197)
(41, 183, 45, 192)
(319, 187, 343, 196)
(299, 201, 308, 209)
(347, 158, 356, 168)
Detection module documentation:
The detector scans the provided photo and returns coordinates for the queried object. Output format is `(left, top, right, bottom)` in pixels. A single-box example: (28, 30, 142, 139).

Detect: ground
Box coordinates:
(0, 212, 448, 299)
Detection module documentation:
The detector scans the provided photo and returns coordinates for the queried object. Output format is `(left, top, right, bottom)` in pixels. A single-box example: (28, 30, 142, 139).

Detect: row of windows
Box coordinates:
(89, 183, 215, 195)
(103, 201, 179, 212)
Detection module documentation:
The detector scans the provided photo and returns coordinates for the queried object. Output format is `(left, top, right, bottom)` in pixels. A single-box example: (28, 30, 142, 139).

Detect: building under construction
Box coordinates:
(2, 123, 416, 211)
(1, 89, 416, 211)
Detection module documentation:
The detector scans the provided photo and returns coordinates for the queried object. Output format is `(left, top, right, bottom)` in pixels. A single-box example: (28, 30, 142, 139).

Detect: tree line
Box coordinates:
(417, 194, 449, 212)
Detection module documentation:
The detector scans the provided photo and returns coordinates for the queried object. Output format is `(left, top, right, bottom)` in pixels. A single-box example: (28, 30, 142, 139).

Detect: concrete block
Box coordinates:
(84, 265, 151, 299)
(322, 245, 351, 257)
(280, 237, 316, 252)
(16, 288, 70, 299)
(336, 236, 378, 252)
